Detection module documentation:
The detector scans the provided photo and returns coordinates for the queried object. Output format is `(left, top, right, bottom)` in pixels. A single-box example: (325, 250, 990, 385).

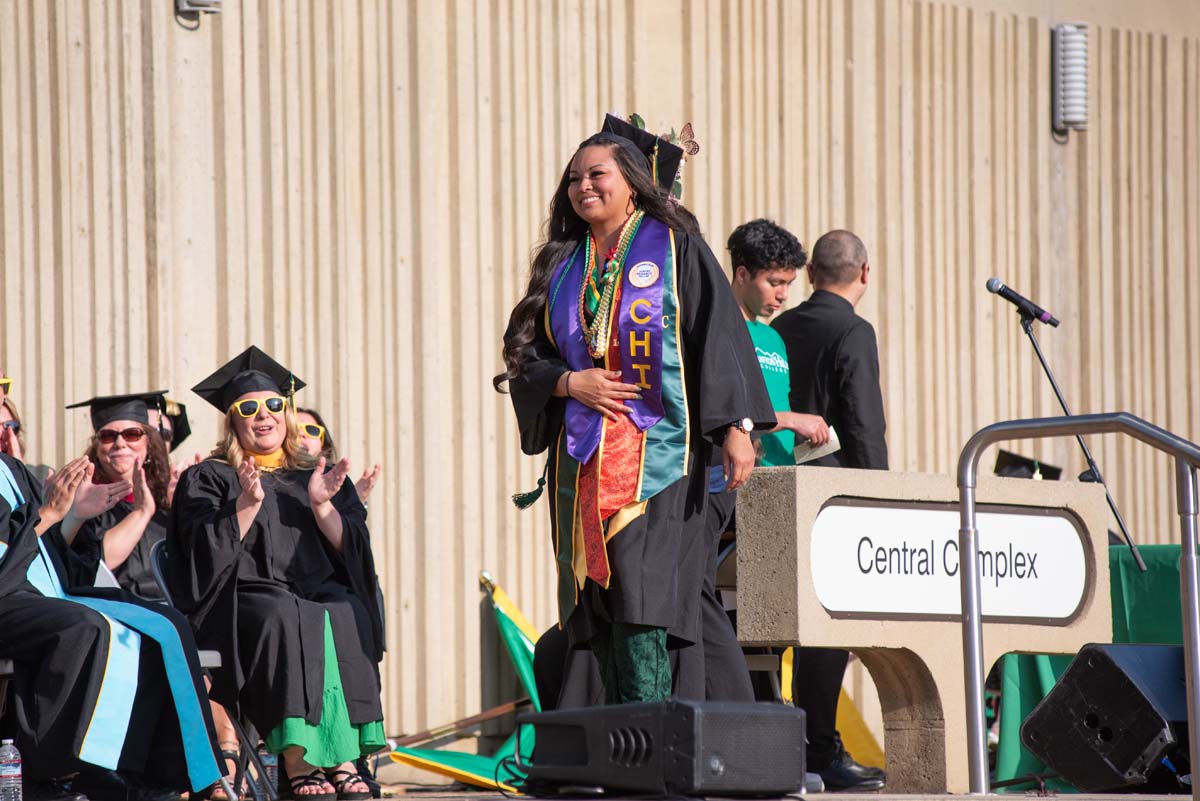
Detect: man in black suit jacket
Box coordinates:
(769, 229, 888, 791)
(771, 229, 888, 470)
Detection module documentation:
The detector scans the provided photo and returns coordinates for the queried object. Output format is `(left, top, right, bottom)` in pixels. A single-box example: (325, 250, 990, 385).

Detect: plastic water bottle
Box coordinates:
(256, 747, 278, 798)
(0, 739, 22, 801)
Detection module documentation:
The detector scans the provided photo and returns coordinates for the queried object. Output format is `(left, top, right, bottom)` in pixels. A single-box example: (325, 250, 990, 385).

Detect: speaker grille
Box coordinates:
(608, 727, 655, 767)
(693, 708, 806, 793)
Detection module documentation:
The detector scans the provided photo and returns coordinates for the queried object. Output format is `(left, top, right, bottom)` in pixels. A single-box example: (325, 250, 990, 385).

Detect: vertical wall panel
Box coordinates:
(1, 0, 1198, 739)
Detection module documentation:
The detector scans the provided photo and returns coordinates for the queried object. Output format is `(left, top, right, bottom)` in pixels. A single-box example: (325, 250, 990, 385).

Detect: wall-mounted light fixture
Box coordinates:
(175, 0, 221, 14)
(1052, 22, 1088, 134)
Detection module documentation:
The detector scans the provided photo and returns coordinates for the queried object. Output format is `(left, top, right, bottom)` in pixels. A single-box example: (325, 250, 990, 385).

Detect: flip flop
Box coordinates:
(324, 769, 371, 801)
(286, 769, 336, 801)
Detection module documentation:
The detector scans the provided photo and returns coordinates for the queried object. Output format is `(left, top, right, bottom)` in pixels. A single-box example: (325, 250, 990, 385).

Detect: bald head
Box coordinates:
(810, 229, 868, 287)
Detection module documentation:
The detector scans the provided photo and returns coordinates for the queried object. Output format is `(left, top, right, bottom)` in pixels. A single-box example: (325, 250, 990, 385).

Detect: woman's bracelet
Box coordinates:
(564, 371, 572, 398)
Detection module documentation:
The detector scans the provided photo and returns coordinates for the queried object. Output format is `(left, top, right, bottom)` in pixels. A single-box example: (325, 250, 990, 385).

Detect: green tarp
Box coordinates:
(994, 544, 1187, 791)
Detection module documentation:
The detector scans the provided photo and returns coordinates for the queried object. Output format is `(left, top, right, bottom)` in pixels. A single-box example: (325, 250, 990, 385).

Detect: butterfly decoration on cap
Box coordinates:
(628, 114, 700, 201)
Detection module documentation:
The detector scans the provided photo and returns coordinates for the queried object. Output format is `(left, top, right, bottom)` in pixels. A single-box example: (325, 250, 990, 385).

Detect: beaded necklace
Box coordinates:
(579, 209, 645, 359)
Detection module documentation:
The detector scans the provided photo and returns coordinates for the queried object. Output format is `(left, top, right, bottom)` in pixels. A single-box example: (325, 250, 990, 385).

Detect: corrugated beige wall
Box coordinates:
(1, 0, 1198, 737)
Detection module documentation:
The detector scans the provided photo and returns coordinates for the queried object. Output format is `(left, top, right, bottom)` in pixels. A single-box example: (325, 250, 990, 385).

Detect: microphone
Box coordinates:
(986, 277, 1060, 327)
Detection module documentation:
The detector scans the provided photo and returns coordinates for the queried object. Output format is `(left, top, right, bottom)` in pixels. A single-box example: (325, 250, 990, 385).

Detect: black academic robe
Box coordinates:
(507, 230, 776, 651)
(166, 459, 384, 737)
(0, 454, 220, 787)
(68, 502, 168, 600)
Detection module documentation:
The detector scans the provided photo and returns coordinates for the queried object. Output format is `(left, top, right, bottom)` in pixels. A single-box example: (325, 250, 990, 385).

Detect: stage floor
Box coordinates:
(377, 785, 1190, 800)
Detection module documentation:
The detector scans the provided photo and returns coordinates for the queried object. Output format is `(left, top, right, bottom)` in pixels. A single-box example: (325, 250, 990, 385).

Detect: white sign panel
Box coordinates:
(810, 503, 1088, 620)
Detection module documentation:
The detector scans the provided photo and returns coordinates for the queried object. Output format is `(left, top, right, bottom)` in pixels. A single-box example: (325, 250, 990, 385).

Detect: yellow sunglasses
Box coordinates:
(0, 378, 11, 393)
(299, 422, 326, 442)
(231, 396, 287, 417)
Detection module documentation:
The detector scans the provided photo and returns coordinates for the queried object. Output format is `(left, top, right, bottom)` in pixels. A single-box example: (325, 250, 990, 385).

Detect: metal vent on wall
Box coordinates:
(1052, 22, 1089, 134)
(175, 0, 221, 14)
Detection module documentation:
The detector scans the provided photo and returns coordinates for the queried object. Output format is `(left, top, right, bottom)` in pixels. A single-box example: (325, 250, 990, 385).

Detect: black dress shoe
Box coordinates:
(809, 736, 886, 792)
(70, 769, 128, 801)
(25, 780, 88, 801)
(71, 769, 180, 801)
(125, 786, 181, 801)
(818, 753, 886, 792)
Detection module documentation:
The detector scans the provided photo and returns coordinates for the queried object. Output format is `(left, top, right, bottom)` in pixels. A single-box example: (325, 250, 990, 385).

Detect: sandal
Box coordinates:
(198, 744, 244, 801)
(324, 769, 371, 801)
(286, 769, 336, 801)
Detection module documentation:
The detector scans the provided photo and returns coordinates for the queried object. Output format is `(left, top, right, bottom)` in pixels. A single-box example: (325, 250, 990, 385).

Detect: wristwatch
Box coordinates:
(729, 417, 755, 435)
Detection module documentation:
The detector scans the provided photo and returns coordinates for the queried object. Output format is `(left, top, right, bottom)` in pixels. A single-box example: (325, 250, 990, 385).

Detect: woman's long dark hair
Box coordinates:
(494, 132, 701, 390)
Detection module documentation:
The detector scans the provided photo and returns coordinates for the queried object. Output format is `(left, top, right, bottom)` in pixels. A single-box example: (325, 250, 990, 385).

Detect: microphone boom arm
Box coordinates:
(1017, 311, 1146, 571)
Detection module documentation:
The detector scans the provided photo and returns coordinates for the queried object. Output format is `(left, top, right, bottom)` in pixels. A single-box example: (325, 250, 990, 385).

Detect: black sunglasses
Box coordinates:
(97, 427, 146, 445)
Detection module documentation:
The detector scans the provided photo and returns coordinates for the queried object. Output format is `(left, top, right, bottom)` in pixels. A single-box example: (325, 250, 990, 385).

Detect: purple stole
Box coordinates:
(547, 217, 671, 465)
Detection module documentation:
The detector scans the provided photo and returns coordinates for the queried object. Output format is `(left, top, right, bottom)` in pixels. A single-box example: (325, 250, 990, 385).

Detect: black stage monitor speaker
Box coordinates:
(1021, 643, 1190, 792)
(519, 700, 806, 797)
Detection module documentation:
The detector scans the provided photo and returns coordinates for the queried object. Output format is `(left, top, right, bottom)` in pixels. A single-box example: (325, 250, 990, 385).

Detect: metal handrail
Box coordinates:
(956, 412, 1200, 795)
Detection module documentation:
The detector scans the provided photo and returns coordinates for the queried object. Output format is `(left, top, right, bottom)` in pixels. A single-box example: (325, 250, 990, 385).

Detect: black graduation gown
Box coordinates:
(0, 454, 219, 786)
(68, 502, 168, 600)
(166, 459, 384, 736)
(507, 231, 776, 651)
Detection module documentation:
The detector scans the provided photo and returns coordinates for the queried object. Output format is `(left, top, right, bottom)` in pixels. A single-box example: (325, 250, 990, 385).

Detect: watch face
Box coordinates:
(742, 417, 755, 433)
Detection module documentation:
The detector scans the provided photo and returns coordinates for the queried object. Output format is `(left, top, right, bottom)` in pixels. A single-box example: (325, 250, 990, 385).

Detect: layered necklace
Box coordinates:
(579, 208, 645, 359)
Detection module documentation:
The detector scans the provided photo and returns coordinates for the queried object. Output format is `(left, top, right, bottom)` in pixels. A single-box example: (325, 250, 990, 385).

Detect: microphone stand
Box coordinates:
(1019, 312, 1146, 571)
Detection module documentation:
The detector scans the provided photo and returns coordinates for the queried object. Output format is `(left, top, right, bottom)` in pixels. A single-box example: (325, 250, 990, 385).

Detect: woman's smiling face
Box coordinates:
(567, 145, 633, 230)
(95, 419, 148, 482)
(231, 391, 287, 454)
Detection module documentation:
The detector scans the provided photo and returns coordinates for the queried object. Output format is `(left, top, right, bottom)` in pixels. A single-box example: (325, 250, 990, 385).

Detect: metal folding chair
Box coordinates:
(0, 657, 13, 719)
(149, 539, 278, 801)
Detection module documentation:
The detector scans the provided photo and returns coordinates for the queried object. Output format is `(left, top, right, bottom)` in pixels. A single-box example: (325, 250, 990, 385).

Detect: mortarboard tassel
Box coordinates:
(511, 458, 550, 510)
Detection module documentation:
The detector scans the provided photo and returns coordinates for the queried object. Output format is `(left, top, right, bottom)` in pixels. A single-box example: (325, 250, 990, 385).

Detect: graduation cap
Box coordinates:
(192, 345, 306, 412)
(601, 113, 685, 196)
(66, 391, 169, 430)
(162, 398, 191, 452)
(993, 449, 1062, 481)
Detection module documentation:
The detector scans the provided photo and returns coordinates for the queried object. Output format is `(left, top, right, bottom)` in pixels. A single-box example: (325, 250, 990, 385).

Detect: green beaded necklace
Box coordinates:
(579, 209, 645, 359)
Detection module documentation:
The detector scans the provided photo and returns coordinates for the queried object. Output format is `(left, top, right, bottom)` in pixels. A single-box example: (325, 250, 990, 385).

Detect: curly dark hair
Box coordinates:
(494, 132, 702, 390)
(726, 218, 807, 276)
(86, 423, 171, 511)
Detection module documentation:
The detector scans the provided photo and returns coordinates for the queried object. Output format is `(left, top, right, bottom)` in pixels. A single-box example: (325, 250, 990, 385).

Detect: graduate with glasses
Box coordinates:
(52, 392, 175, 600)
(0, 452, 224, 801)
(295, 408, 382, 508)
(168, 347, 384, 801)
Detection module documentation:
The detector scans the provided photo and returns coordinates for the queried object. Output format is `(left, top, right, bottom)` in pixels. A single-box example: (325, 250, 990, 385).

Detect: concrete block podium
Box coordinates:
(735, 467, 1112, 793)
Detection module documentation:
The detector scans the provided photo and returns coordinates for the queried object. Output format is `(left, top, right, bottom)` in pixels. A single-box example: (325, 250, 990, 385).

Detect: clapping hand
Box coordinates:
(308, 456, 350, 509)
(39, 457, 91, 525)
(70, 464, 133, 521)
(0, 424, 22, 461)
(236, 457, 265, 507)
(131, 458, 155, 517)
(168, 453, 203, 506)
(355, 463, 382, 504)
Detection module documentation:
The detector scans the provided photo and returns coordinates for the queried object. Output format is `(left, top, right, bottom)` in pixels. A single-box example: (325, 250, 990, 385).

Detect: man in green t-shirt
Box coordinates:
(726, 220, 829, 460)
(723, 219, 886, 792)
